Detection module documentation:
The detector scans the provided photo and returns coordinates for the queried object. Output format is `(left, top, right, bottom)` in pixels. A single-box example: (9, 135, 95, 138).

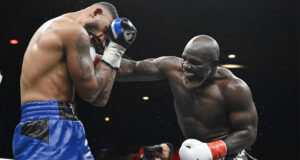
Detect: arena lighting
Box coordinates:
(104, 117, 110, 122)
(0, 72, 2, 84)
(142, 96, 149, 100)
(10, 39, 19, 45)
(220, 64, 245, 69)
(228, 54, 236, 59)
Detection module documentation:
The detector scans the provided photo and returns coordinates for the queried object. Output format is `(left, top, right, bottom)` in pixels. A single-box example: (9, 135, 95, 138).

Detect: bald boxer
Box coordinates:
(13, 2, 137, 160)
(117, 35, 258, 160)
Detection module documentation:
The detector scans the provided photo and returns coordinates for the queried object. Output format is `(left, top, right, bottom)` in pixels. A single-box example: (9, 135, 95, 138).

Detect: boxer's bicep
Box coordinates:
(226, 80, 258, 131)
(65, 29, 98, 100)
(136, 57, 166, 79)
(223, 80, 258, 153)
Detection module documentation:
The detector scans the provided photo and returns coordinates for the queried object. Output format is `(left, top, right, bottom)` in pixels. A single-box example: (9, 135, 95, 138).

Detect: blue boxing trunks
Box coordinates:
(12, 100, 94, 160)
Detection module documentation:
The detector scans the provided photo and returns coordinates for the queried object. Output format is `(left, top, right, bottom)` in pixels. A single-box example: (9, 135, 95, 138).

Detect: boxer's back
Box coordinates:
(21, 17, 74, 104)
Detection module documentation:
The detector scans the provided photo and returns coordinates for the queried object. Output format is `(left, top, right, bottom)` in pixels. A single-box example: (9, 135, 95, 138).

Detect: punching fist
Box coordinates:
(179, 139, 227, 160)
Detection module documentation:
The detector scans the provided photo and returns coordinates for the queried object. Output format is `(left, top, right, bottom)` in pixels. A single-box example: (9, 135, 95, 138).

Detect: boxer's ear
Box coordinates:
(92, 8, 103, 17)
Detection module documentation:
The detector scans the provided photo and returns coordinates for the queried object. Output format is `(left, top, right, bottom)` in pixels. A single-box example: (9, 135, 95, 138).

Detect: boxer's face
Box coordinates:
(84, 10, 113, 45)
(182, 51, 212, 88)
(84, 11, 112, 54)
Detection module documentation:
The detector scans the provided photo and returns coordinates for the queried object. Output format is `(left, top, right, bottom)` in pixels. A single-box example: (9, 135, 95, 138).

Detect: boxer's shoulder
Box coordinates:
(45, 16, 87, 40)
(216, 67, 251, 98)
(220, 79, 252, 107)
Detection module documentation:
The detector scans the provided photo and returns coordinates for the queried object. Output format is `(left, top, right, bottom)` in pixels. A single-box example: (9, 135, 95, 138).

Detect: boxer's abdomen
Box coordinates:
(21, 60, 75, 104)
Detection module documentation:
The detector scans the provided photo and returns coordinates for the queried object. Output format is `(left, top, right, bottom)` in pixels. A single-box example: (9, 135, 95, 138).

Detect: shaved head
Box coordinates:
(181, 35, 220, 88)
(184, 35, 220, 62)
(92, 2, 119, 19)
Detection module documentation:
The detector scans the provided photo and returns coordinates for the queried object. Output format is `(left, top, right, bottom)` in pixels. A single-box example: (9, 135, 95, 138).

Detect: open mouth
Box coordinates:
(183, 72, 194, 76)
(183, 76, 203, 89)
(183, 70, 196, 77)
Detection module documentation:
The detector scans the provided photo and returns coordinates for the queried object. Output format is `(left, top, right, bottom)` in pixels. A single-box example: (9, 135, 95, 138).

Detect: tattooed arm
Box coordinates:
(64, 24, 115, 106)
(91, 67, 116, 106)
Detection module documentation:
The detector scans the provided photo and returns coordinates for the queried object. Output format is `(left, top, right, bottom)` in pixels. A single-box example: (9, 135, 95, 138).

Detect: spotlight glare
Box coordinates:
(142, 96, 149, 100)
(228, 54, 236, 59)
(104, 117, 110, 122)
(10, 39, 19, 45)
(220, 64, 245, 69)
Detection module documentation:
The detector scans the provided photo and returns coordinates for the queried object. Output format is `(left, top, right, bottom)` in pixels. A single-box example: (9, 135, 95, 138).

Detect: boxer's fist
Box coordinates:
(107, 18, 137, 49)
(179, 139, 213, 160)
(179, 139, 227, 160)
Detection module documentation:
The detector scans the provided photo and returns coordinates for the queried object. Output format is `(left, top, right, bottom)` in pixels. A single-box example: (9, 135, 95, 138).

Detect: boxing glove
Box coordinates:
(0, 72, 2, 84)
(179, 139, 227, 160)
(102, 18, 137, 69)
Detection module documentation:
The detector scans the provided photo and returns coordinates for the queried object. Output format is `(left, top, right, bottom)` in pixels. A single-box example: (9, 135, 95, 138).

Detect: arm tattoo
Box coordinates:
(93, 71, 116, 104)
(94, 64, 112, 94)
(76, 32, 93, 81)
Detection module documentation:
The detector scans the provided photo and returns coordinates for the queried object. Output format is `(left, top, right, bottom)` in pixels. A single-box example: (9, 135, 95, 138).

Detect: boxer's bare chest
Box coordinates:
(168, 71, 229, 129)
(175, 83, 226, 120)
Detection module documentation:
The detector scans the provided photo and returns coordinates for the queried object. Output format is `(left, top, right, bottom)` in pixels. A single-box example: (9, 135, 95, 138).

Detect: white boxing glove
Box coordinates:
(0, 72, 2, 84)
(90, 45, 97, 60)
(179, 139, 227, 160)
(101, 42, 125, 69)
(90, 45, 102, 67)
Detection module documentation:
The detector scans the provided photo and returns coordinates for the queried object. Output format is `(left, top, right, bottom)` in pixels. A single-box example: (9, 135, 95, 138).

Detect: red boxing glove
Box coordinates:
(207, 140, 227, 159)
(93, 54, 102, 66)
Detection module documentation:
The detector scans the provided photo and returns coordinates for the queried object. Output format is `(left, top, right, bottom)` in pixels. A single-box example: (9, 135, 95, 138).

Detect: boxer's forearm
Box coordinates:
(117, 58, 165, 81)
(223, 129, 257, 155)
(81, 63, 115, 104)
(91, 70, 116, 107)
(116, 58, 138, 81)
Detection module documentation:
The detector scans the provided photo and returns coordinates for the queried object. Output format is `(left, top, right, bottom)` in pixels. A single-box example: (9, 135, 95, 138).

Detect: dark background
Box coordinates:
(0, 0, 298, 159)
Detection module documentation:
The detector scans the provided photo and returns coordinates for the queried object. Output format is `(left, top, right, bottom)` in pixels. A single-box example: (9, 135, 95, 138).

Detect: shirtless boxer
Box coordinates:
(117, 35, 258, 160)
(13, 2, 137, 160)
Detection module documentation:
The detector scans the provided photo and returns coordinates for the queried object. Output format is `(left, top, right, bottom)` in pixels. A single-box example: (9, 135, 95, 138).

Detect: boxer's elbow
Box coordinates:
(247, 128, 257, 146)
(76, 87, 99, 103)
(239, 128, 257, 149)
(75, 81, 100, 102)
(78, 92, 107, 107)
(92, 100, 107, 107)
(91, 96, 108, 107)
(226, 128, 257, 155)
(78, 92, 98, 103)
(116, 69, 135, 82)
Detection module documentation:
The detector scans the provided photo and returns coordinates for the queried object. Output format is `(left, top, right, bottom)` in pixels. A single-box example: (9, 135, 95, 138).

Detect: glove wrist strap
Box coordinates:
(101, 42, 126, 69)
(207, 140, 227, 160)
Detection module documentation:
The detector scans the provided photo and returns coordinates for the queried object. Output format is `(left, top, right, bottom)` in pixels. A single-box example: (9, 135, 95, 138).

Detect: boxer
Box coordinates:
(117, 35, 258, 160)
(13, 2, 137, 160)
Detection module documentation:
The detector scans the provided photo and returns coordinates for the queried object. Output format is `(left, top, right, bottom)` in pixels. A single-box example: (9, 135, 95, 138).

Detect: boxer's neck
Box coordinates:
(63, 9, 89, 26)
